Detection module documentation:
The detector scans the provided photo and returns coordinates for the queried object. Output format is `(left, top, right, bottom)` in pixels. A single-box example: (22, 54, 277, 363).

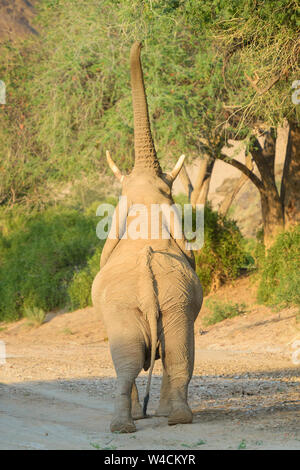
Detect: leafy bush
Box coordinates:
(203, 299, 247, 326)
(68, 247, 102, 310)
(67, 197, 118, 310)
(257, 225, 300, 308)
(194, 206, 251, 293)
(0, 207, 103, 321)
(24, 306, 46, 327)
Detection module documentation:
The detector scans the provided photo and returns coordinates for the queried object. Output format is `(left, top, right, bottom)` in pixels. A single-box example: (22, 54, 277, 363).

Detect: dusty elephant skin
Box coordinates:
(92, 42, 203, 433)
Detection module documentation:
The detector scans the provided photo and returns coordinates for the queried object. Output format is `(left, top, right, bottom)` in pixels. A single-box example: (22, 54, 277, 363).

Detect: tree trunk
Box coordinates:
(179, 156, 214, 207)
(281, 124, 300, 228)
(260, 188, 284, 247)
(218, 124, 298, 247)
(249, 131, 285, 245)
(196, 158, 215, 206)
(197, 175, 211, 205)
(191, 155, 215, 208)
(190, 155, 210, 208)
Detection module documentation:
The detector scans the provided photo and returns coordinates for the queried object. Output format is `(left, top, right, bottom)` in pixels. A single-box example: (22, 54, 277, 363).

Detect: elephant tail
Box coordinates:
(138, 246, 159, 416)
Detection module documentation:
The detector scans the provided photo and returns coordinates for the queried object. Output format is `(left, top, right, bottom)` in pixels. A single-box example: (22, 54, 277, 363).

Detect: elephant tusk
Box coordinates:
(168, 154, 186, 182)
(106, 150, 124, 183)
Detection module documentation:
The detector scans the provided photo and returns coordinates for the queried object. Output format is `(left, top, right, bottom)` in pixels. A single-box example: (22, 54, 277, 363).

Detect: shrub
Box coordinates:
(194, 206, 251, 294)
(68, 246, 102, 309)
(24, 306, 46, 327)
(203, 299, 247, 326)
(257, 225, 300, 308)
(0, 206, 102, 321)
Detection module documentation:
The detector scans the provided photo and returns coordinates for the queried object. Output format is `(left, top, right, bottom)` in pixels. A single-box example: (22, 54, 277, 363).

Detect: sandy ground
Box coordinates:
(0, 277, 299, 450)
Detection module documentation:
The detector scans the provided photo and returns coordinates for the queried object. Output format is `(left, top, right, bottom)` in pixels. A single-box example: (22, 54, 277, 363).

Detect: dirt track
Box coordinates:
(0, 278, 300, 450)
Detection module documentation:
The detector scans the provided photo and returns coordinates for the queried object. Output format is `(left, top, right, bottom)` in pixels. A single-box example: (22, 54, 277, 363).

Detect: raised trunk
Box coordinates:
(130, 42, 161, 174)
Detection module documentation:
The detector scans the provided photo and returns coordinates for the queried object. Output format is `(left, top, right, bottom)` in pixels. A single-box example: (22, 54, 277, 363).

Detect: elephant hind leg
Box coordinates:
(166, 370, 193, 425)
(131, 381, 145, 420)
(167, 377, 193, 425)
(109, 335, 145, 433)
(155, 368, 171, 417)
(160, 318, 194, 425)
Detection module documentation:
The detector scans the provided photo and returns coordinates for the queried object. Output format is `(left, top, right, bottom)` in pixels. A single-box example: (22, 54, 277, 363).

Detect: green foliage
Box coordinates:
(0, 206, 103, 321)
(173, 193, 190, 207)
(203, 298, 247, 326)
(0, 0, 298, 204)
(68, 246, 102, 309)
(24, 306, 46, 326)
(194, 206, 250, 293)
(0, 0, 298, 318)
(257, 225, 300, 308)
(210, 0, 300, 135)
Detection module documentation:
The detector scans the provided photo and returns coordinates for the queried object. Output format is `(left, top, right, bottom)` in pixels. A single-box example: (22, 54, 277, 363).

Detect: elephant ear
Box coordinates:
(162, 204, 195, 269)
(100, 200, 128, 269)
(171, 232, 195, 269)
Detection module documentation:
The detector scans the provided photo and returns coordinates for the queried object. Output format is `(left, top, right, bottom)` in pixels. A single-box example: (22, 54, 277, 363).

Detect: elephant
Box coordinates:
(92, 41, 203, 433)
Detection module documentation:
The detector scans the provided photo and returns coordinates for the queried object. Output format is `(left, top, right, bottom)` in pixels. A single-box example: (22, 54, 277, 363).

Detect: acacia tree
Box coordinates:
(2, 0, 299, 243)
(212, 2, 300, 244)
(179, 0, 300, 245)
(148, 0, 299, 244)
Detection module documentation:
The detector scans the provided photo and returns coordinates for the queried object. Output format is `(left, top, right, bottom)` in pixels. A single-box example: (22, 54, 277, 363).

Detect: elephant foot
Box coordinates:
(132, 403, 145, 420)
(110, 416, 136, 433)
(154, 403, 171, 417)
(168, 404, 193, 426)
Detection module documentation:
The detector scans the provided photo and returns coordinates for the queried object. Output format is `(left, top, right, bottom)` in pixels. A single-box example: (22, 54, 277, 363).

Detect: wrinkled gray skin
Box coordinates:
(92, 42, 203, 433)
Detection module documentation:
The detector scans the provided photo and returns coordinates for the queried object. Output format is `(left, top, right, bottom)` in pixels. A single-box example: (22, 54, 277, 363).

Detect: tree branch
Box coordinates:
(245, 68, 288, 96)
(219, 154, 253, 216)
(179, 163, 194, 201)
(218, 152, 263, 191)
(280, 124, 292, 205)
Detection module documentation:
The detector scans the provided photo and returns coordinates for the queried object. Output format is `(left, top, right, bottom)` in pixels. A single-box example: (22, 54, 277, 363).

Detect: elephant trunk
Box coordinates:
(130, 42, 161, 174)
